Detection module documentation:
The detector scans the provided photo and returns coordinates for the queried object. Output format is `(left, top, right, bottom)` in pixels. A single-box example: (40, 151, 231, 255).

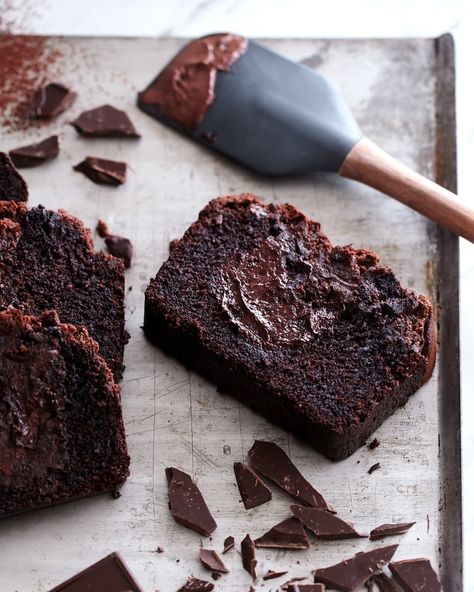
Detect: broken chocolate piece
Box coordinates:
(286, 586, 325, 592)
(389, 558, 441, 592)
(368, 463, 381, 475)
(28, 82, 76, 118)
(234, 462, 272, 509)
(248, 441, 334, 511)
(137, 34, 248, 131)
(241, 534, 257, 580)
(199, 549, 228, 574)
(368, 439, 380, 449)
(0, 152, 28, 202)
(70, 104, 140, 138)
(372, 573, 401, 592)
(223, 536, 234, 554)
(291, 505, 364, 540)
(48, 552, 143, 591)
(369, 522, 415, 541)
(73, 157, 126, 186)
(9, 135, 59, 168)
(281, 577, 307, 591)
(177, 577, 214, 592)
(314, 545, 398, 591)
(263, 570, 288, 581)
(255, 517, 309, 550)
(105, 235, 133, 269)
(165, 467, 217, 536)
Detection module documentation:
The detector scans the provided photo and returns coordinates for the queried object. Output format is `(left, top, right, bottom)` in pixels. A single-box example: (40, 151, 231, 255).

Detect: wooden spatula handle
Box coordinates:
(339, 137, 474, 243)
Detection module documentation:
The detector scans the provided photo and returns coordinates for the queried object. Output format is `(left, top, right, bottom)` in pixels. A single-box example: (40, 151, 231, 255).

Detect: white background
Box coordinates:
(5, 0, 474, 589)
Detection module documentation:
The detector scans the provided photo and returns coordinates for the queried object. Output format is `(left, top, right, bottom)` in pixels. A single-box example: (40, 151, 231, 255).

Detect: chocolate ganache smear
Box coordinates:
(220, 208, 370, 346)
(137, 33, 248, 130)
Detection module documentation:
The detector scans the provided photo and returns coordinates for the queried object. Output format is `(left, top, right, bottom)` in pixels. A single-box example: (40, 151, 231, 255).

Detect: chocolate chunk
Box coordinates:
(314, 545, 398, 592)
(255, 517, 309, 550)
(0, 152, 28, 202)
(9, 135, 59, 168)
(234, 461, 272, 509)
(241, 534, 257, 580)
(73, 157, 126, 186)
(372, 573, 401, 591)
(263, 570, 288, 580)
(389, 558, 441, 591)
(165, 467, 217, 536)
(368, 462, 381, 475)
(281, 577, 307, 591)
(97, 219, 110, 238)
(28, 82, 76, 118)
(286, 586, 325, 592)
(369, 522, 415, 541)
(70, 104, 140, 138)
(137, 34, 248, 131)
(156, 546, 164, 553)
(291, 505, 364, 540)
(199, 549, 228, 573)
(368, 439, 380, 449)
(105, 235, 133, 268)
(223, 536, 234, 554)
(248, 441, 334, 511)
(177, 577, 214, 592)
(48, 552, 143, 591)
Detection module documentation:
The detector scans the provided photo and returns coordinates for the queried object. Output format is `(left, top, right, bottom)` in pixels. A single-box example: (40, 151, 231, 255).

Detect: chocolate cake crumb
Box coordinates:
(156, 547, 164, 553)
(97, 219, 110, 238)
(368, 439, 380, 450)
(111, 490, 121, 499)
(368, 463, 381, 475)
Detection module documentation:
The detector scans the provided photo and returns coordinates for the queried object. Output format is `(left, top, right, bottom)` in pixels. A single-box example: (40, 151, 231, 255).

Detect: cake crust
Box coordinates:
(144, 194, 435, 460)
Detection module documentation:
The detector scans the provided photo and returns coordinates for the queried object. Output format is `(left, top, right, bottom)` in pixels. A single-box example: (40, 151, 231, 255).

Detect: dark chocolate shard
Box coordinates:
(199, 549, 228, 573)
(70, 104, 140, 138)
(73, 157, 126, 186)
(372, 573, 401, 592)
(223, 536, 234, 553)
(234, 461, 272, 509)
(0, 152, 28, 202)
(389, 558, 441, 592)
(255, 517, 309, 550)
(48, 552, 143, 591)
(105, 235, 133, 268)
(291, 505, 364, 540)
(369, 522, 415, 541)
(9, 135, 59, 168)
(248, 441, 334, 512)
(165, 467, 217, 536)
(286, 585, 325, 592)
(177, 576, 214, 592)
(314, 545, 398, 592)
(368, 463, 381, 475)
(241, 534, 257, 580)
(28, 82, 76, 118)
(263, 570, 288, 580)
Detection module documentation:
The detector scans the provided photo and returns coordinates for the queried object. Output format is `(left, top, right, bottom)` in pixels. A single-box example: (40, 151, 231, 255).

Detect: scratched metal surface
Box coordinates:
(0, 37, 461, 591)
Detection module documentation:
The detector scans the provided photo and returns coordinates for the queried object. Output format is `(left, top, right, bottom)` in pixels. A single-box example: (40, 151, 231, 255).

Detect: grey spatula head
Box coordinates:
(139, 39, 362, 176)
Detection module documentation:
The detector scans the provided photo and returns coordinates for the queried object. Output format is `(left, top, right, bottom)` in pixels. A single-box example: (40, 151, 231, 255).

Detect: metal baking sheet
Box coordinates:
(0, 35, 461, 590)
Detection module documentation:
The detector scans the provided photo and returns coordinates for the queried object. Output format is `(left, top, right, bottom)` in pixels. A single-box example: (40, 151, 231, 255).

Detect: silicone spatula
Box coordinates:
(142, 37, 474, 242)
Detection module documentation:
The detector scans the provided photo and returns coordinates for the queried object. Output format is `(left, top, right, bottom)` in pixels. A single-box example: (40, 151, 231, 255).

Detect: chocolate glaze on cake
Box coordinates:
(0, 309, 129, 517)
(137, 33, 248, 130)
(0, 201, 127, 380)
(0, 152, 28, 202)
(144, 194, 435, 460)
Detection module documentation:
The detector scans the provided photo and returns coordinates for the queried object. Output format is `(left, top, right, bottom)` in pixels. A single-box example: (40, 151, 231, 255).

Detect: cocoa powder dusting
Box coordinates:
(0, 0, 65, 131)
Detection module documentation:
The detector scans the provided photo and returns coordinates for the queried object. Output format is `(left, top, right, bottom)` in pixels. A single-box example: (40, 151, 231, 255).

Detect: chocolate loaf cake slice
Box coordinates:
(0, 201, 127, 380)
(144, 194, 435, 460)
(0, 309, 129, 517)
(0, 152, 28, 202)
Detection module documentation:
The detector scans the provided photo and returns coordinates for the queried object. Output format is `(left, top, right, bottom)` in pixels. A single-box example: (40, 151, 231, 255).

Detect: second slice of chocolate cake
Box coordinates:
(144, 194, 435, 460)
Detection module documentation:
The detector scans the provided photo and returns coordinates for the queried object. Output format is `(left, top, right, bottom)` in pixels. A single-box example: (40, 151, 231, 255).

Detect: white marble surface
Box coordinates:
(4, 0, 474, 589)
